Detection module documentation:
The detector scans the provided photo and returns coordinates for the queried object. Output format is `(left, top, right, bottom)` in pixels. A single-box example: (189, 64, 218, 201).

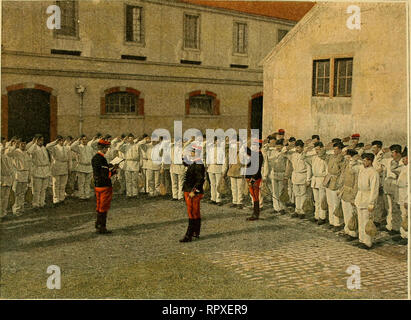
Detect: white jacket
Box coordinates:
(1, 147, 14, 186)
(117, 140, 144, 172)
(8, 147, 32, 183)
(170, 143, 186, 175)
(70, 140, 94, 174)
(396, 165, 408, 205)
(287, 152, 312, 185)
(46, 141, 71, 176)
(355, 166, 379, 209)
(310, 155, 328, 188)
(27, 143, 51, 178)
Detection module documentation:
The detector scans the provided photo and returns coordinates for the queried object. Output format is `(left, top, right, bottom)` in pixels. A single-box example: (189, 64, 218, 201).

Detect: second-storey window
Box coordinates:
(334, 58, 353, 96)
(184, 14, 199, 49)
(55, 0, 78, 37)
(126, 5, 144, 43)
(312, 59, 330, 96)
(234, 22, 247, 54)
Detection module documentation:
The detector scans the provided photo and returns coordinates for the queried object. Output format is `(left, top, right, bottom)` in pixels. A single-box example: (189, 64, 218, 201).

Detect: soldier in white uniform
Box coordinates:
(308, 142, 328, 224)
(225, 139, 246, 209)
(338, 149, 362, 241)
(160, 136, 172, 196)
(264, 139, 291, 214)
(371, 140, 387, 229)
(141, 135, 162, 197)
(1, 138, 14, 218)
(382, 144, 403, 235)
(8, 140, 32, 215)
(206, 137, 225, 206)
(116, 134, 144, 198)
(170, 138, 186, 201)
(397, 147, 408, 244)
(355, 153, 379, 249)
(26, 135, 51, 209)
(70, 135, 94, 200)
(324, 142, 345, 231)
(283, 137, 296, 208)
(46, 136, 71, 205)
(286, 140, 312, 218)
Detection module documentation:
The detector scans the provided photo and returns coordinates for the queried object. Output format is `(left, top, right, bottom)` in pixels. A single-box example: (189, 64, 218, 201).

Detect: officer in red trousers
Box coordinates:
(246, 140, 264, 221)
(180, 144, 205, 243)
(91, 139, 118, 234)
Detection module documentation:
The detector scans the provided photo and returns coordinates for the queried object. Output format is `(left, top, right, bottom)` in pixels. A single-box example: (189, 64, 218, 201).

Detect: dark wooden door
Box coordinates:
(8, 89, 51, 143)
(250, 96, 263, 139)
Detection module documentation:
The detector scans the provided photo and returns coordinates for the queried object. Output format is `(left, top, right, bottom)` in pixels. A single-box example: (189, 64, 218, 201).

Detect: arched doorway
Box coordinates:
(248, 92, 263, 139)
(2, 84, 57, 143)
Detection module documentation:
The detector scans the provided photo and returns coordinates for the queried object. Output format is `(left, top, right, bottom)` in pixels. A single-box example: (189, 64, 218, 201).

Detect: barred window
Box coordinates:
(189, 94, 213, 115)
(334, 58, 353, 97)
(312, 59, 330, 96)
(55, 0, 78, 37)
(234, 22, 247, 54)
(184, 14, 199, 49)
(277, 29, 288, 43)
(126, 5, 144, 43)
(105, 92, 137, 114)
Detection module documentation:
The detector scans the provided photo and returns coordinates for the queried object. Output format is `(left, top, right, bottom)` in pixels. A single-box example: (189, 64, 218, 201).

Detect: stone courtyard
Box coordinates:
(0, 194, 407, 299)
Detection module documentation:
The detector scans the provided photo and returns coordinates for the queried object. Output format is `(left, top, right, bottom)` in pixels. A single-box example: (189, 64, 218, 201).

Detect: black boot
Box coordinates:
(180, 219, 193, 242)
(98, 212, 112, 234)
(193, 219, 201, 239)
(95, 211, 102, 230)
(247, 202, 260, 221)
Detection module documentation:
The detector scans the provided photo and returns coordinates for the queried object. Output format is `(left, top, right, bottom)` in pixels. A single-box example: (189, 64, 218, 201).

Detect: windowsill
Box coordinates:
(185, 114, 219, 118)
(100, 114, 145, 119)
(183, 47, 201, 52)
(123, 40, 146, 47)
(312, 95, 352, 98)
(54, 34, 80, 41)
(232, 52, 248, 57)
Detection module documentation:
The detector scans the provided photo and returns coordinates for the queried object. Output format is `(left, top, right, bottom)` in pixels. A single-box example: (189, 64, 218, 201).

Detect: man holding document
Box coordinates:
(92, 138, 122, 234)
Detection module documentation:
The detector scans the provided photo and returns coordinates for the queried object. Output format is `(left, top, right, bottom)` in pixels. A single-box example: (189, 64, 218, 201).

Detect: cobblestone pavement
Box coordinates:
(0, 195, 408, 299)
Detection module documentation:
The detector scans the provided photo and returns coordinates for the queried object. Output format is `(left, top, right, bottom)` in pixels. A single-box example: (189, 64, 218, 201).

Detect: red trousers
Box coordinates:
(247, 178, 261, 202)
(95, 186, 113, 213)
(184, 192, 204, 219)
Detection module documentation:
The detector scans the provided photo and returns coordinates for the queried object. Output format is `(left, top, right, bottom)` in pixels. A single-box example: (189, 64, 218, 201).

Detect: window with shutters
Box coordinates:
(184, 14, 200, 50)
(55, 0, 78, 38)
(233, 22, 247, 54)
(334, 58, 353, 97)
(125, 5, 144, 45)
(312, 59, 330, 96)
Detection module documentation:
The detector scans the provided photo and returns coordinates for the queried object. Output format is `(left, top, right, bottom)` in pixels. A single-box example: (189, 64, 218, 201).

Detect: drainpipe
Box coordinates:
(75, 85, 86, 136)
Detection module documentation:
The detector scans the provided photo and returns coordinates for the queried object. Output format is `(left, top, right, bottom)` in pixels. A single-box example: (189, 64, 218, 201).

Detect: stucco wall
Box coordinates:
(263, 2, 407, 145)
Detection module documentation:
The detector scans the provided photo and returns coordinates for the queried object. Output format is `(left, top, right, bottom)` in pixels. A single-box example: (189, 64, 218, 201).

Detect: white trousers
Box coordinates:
(0, 185, 11, 217)
(341, 199, 358, 237)
(399, 204, 408, 239)
(12, 181, 28, 215)
(230, 177, 244, 205)
(270, 178, 286, 211)
(386, 194, 401, 231)
(171, 172, 185, 200)
(293, 184, 306, 215)
(326, 188, 343, 226)
(357, 208, 373, 247)
(52, 175, 68, 204)
(288, 179, 295, 204)
(76, 172, 92, 199)
(312, 187, 327, 220)
(209, 172, 222, 203)
(125, 171, 139, 197)
(146, 169, 160, 196)
(32, 177, 49, 207)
